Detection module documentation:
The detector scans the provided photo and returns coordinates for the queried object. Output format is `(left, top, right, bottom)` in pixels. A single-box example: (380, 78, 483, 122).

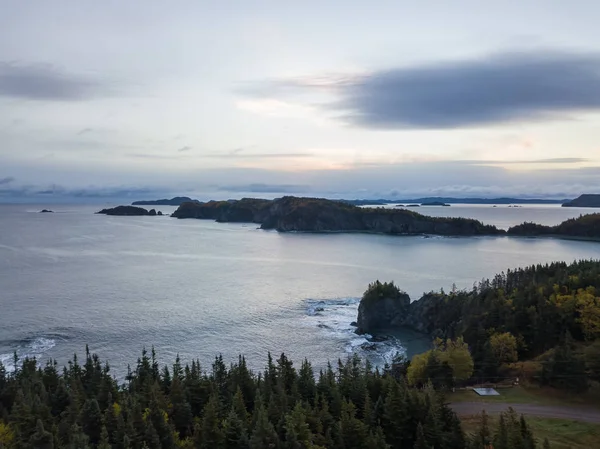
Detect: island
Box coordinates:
(132, 196, 200, 206)
(39, 209, 54, 213)
(96, 206, 163, 216)
(172, 196, 502, 236)
(420, 201, 450, 206)
(346, 196, 569, 205)
(562, 194, 600, 208)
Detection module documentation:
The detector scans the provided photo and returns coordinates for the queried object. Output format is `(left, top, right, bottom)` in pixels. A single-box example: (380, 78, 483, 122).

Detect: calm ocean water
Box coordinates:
(1, 203, 599, 378)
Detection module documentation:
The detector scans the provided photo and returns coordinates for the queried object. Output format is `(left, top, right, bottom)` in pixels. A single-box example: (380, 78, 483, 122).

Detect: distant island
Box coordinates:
(343, 196, 569, 205)
(133, 195, 570, 207)
(97, 205, 163, 216)
(562, 194, 600, 208)
(420, 201, 450, 206)
(97, 196, 600, 241)
(39, 209, 54, 213)
(172, 196, 502, 236)
(132, 196, 200, 206)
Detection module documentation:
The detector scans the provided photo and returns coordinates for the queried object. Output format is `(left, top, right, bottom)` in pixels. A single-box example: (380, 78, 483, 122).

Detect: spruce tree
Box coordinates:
(170, 375, 193, 437)
(284, 403, 313, 449)
(144, 419, 161, 449)
(223, 409, 250, 449)
(200, 394, 223, 449)
(98, 426, 111, 449)
(69, 423, 90, 449)
(338, 400, 368, 449)
(29, 419, 54, 449)
(250, 405, 279, 449)
(413, 422, 428, 449)
(80, 398, 103, 445)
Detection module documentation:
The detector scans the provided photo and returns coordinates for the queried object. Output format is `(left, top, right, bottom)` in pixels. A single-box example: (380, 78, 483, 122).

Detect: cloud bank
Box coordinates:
(252, 51, 600, 129)
(0, 62, 108, 101)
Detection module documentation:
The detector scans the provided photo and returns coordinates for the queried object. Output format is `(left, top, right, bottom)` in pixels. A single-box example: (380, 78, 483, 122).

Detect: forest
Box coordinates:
(0, 348, 545, 449)
(392, 259, 600, 390)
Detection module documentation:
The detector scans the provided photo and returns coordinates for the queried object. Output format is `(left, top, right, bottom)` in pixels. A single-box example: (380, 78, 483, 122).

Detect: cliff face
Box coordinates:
(356, 291, 411, 334)
(356, 290, 451, 337)
(172, 196, 503, 237)
(562, 194, 600, 208)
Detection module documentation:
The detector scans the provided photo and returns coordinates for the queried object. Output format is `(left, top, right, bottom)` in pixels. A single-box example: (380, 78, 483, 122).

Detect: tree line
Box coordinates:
(0, 348, 545, 448)
(385, 259, 600, 390)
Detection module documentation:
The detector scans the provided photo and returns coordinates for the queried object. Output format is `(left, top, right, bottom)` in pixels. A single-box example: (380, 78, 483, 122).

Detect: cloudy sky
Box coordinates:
(2, 0, 600, 201)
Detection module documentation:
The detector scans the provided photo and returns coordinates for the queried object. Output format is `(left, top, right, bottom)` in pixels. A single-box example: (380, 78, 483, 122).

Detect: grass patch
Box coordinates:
(461, 414, 600, 449)
(449, 385, 600, 408)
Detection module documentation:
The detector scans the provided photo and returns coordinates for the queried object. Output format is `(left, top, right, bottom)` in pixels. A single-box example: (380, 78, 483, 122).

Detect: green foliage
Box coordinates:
(0, 349, 490, 449)
(362, 280, 406, 303)
(406, 260, 600, 388)
(490, 332, 519, 365)
(407, 337, 474, 387)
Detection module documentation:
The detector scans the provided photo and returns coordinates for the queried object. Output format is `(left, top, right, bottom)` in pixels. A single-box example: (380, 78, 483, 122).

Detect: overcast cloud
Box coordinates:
(1, 1, 600, 201)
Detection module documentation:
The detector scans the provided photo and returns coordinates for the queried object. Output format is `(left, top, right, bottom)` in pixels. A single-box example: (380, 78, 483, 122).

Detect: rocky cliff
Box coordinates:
(355, 281, 411, 334)
(172, 196, 503, 236)
(355, 284, 451, 337)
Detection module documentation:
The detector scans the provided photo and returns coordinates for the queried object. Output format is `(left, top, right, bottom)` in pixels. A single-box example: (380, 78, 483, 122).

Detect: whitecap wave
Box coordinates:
(303, 298, 406, 368)
(0, 336, 58, 373)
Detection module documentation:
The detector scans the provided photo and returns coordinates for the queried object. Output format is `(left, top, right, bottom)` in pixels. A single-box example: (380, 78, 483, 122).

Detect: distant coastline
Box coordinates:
(96, 195, 600, 241)
(131, 195, 572, 207)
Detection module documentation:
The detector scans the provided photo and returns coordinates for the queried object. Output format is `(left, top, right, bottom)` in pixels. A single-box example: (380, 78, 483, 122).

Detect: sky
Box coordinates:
(1, 0, 600, 202)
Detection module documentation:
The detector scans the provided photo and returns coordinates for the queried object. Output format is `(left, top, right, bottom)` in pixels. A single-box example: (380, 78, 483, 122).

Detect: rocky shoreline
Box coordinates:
(352, 281, 445, 338)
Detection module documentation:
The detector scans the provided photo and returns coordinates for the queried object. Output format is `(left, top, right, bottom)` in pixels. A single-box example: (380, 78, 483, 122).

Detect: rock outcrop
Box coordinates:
(96, 206, 156, 216)
(356, 282, 410, 334)
(356, 287, 453, 337)
(39, 209, 54, 213)
(172, 196, 503, 237)
(562, 194, 600, 208)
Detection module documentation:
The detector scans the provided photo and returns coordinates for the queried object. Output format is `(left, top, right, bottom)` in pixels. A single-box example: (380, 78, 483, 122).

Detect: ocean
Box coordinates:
(1, 202, 598, 379)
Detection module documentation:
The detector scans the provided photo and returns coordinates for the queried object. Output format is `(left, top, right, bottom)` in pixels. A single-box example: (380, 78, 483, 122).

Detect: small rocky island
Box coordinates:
(39, 209, 54, 213)
(96, 206, 163, 216)
(562, 194, 600, 208)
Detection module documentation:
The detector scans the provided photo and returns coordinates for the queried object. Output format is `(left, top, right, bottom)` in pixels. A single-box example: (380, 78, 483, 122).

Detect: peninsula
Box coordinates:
(562, 194, 600, 208)
(172, 196, 501, 236)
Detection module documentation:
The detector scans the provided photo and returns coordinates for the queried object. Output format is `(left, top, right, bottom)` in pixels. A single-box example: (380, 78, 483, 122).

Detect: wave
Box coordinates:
(303, 298, 406, 367)
(0, 334, 65, 373)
